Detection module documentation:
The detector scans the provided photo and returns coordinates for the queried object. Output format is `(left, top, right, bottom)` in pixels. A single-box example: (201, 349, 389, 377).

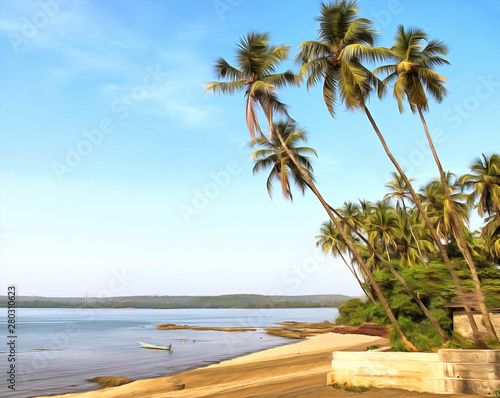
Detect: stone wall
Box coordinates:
(327, 349, 500, 395)
(453, 311, 500, 339)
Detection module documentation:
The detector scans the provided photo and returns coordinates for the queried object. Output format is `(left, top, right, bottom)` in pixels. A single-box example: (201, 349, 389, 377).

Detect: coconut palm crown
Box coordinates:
(205, 31, 300, 140)
(251, 121, 317, 201)
(460, 154, 500, 219)
(375, 25, 450, 113)
(295, 0, 390, 116)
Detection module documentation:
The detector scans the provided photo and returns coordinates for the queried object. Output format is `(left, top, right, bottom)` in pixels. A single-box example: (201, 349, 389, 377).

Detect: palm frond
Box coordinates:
(295, 41, 331, 65)
(299, 58, 328, 90)
(261, 71, 300, 89)
(204, 81, 246, 95)
(421, 38, 449, 57)
(323, 66, 338, 116)
(214, 57, 242, 80)
(341, 44, 392, 63)
(262, 43, 291, 74)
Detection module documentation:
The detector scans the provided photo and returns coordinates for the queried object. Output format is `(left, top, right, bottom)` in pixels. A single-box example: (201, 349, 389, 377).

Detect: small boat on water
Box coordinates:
(139, 341, 172, 350)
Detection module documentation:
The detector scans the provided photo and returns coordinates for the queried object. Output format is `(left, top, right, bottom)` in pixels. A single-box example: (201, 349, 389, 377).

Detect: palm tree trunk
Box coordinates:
(274, 128, 417, 351)
(327, 204, 449, 341)
(418, 108, 497, 339)
(363, 105, 487, 346)
(401, 197, 427, 266)
(338, 251, 376, 304)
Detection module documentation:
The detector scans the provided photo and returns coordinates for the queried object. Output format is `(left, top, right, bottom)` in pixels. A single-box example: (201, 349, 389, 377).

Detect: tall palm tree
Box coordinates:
(205, 31, 300, 139)
(297, 1, 487, 344)
(251, 121, 316, 201)
(377, 25, 496, 340)
(207, 30, 416, 349)
(316, 220, 374, 302)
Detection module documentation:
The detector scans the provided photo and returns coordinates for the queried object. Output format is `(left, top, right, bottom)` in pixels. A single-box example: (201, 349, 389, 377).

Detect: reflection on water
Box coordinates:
(0, 307, 338, 398)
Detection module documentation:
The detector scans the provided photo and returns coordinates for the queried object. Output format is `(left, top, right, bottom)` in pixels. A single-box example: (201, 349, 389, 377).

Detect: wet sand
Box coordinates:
(35, 333, 481, 398)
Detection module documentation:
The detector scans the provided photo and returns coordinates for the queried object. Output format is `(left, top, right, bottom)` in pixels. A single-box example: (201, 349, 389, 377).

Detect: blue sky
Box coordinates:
(1, 0, 499, 298)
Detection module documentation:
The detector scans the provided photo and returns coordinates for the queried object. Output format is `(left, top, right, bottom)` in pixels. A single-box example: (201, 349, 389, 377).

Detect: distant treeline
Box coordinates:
(0, 294, 352, 309)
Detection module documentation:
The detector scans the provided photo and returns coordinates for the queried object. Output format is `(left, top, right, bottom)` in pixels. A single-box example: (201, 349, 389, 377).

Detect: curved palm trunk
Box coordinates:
(338, 251, 376, 304)
(401, 197, 426, 266)
(363, 105, 487, 346)
(418, 108, 497, 339)
(274, 129, 417, 351)
(327, 204, 449, 341)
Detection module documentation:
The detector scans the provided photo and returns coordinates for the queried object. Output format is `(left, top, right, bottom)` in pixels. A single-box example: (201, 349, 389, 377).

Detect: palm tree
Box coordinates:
(208, 30, 417, 350)
(316, 220, 374, 302)
(297, 1, 488, 344)
(461, 154, 500, 222)
(385, 172, 426, 264)
(330, 200, 449, 340)
(461, 154, 500, 262)
(419, 174, 470, 243)
(482, 216, 500, 260)
(205, 31, 299, 139)
(377, 25, 496, 340)
(295, 0, 388, 115)
(366, 201, 399, 261)
(251, 121, 316, 201)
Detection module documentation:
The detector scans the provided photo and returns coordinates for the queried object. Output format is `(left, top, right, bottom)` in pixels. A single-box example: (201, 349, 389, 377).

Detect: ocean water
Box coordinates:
(0, 307, 338, 398)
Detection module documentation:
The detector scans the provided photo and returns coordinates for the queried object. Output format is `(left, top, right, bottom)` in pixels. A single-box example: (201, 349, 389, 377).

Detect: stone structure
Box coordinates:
(445, 292, 500, 339)
(327, 349, 500, 395)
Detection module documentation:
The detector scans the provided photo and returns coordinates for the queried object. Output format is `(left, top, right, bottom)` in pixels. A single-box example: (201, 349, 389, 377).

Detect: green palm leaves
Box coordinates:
(460, 154, 500, 218)
(205, 31, 300, 139)
(296, 0, 390, 115)
(375, 25, 449, 113)
(251, 121, 317, 201)
(461, 154, 500, 260)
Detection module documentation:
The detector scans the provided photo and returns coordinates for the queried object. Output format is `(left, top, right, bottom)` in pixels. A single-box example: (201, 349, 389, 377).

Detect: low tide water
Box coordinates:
(0, 307, 338, 398)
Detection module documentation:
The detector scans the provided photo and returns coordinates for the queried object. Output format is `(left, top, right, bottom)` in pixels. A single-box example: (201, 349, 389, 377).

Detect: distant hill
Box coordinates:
(0, 294, 354, 309)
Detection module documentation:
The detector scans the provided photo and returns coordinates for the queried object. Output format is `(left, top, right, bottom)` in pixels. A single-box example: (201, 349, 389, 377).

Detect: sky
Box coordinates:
(0, 0, 499, 298)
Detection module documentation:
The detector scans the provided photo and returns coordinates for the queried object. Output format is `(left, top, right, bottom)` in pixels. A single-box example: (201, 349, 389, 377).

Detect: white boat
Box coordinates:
(139, 341, 172, 350)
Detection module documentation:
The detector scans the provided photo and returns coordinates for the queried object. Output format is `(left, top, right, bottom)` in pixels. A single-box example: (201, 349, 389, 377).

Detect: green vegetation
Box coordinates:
(0, 294, 352, 309)
(206, 0, 500, 350)
(331, 382, 370, 393)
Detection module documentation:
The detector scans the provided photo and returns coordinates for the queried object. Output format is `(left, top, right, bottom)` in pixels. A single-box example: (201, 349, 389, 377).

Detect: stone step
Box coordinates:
(438, 349, 500, 364)
(441, 362, 500, 380)
(331, 359, 439, 376)
(327, 371, 500, 395)
(423, 376, 500, 395)
(327, 372, 425, 392)
(332, 351, 440, 363)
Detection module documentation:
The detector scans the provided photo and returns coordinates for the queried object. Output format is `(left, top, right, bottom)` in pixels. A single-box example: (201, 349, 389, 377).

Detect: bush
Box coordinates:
(336, 298, 367, 325)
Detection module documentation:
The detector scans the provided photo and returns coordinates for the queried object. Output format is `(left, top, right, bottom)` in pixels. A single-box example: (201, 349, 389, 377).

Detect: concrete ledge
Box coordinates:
(327, 349, 500, 395)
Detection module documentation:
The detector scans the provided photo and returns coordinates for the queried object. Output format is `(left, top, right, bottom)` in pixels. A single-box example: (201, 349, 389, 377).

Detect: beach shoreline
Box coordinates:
(34, 332, 482, 398)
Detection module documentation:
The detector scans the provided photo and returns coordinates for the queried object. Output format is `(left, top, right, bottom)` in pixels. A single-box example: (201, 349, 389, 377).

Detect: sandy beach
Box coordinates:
(35, 333, 482, 398)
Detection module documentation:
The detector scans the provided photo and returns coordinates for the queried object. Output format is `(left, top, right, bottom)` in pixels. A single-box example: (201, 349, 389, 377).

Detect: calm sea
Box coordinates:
(0, 307, 338, 398)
